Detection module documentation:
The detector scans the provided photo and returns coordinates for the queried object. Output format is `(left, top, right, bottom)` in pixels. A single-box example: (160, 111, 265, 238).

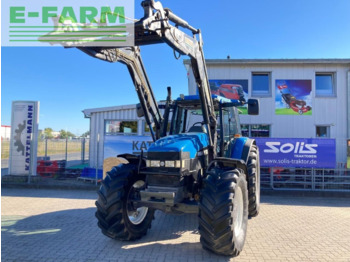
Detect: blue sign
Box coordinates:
(254, 138, 336, 168)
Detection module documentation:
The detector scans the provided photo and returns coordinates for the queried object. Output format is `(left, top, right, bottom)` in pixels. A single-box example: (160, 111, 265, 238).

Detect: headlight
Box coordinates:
(150, 160, 160, 167)
(146, 160, 182, 168)
(165, 161, 174, 168)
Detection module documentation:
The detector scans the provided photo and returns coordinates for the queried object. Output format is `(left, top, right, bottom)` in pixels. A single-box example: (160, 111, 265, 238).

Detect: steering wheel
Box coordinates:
(188, 121, 206, 133)
(192, 122, 204, 127)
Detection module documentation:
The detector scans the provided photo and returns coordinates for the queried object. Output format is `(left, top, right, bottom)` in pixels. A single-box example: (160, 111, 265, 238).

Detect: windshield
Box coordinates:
(170, 103, 242, 155)
(170, 106, 206, 134)
(170, 104, 241, 136)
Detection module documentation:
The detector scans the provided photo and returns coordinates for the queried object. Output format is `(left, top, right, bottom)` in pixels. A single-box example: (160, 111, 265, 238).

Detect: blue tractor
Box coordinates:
(60, 0, 261, 256)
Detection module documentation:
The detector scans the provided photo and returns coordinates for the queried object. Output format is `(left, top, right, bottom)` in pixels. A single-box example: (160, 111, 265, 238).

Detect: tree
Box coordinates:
(81, 131, 90, 138)
(120, 121, 137, 133)
(44, 128, 54, 139)
(59, 129, 75, 139)
(67, 131, 75, 137)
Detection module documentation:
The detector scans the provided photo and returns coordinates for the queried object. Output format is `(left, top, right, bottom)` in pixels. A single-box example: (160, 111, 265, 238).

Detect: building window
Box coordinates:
(105, 120, 138, 135)
(251, 125, 270, 137)
(241, 124, 270, 137)
(316, 73, 335, 96)
(316, 126, 330, 138)
(144, 121, 171, 135)
(241, 124, 249, 137)
(252, 73, 271, 96)
(144, 122, 152, 133)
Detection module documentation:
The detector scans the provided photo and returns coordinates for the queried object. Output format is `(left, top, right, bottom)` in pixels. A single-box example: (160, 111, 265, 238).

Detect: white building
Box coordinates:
(83, 104, 148, 168)
(84, 59, 350, 168)
(1, 125, 11, 141)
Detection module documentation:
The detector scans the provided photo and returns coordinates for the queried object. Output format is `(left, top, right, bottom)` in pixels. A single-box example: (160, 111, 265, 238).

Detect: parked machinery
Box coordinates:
(63, 0, 261, 256)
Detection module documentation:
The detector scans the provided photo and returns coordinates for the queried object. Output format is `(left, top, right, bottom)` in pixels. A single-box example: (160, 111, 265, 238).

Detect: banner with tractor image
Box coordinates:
(209, 79, 248, 114)
(275, 80, 312, 115)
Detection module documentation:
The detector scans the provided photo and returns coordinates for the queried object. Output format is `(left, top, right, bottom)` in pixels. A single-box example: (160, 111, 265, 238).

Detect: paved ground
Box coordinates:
(2, 188, 350, 262)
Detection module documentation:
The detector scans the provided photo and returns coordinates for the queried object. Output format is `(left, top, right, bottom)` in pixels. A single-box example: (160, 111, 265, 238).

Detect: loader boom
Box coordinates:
(79, 46, 163, 141)
(78, 0, 217, 158)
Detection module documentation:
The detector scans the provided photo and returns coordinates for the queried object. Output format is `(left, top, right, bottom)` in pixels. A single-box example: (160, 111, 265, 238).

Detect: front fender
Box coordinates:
(229, 137, 256, 164)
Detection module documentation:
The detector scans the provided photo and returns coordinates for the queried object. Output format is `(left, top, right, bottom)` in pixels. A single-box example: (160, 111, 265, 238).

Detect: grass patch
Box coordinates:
(275, 108, 312, 115)
(238, 107, 248, 115)
(1, 140, 89, 159)
(1, 141, 10, 159)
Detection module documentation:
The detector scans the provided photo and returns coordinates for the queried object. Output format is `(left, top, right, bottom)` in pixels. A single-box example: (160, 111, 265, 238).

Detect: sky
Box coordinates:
(2, 0, 350, 135)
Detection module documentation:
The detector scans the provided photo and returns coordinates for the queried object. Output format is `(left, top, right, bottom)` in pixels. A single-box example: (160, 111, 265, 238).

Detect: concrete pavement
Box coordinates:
(2, 188, 350, 261)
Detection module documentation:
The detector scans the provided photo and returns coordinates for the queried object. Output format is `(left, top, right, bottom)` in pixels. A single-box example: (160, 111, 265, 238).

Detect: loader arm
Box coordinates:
(79, 46, 163, 141)
(77, 0, 217, 158)
(136, 0, 217, 159)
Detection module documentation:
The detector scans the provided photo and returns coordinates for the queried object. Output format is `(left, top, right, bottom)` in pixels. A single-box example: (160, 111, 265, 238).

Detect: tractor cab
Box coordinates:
(169, 94, 243, 158)
(169, 94, 259, 155)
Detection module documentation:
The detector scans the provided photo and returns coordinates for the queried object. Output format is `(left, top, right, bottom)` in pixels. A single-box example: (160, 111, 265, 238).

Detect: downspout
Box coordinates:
(83, 110, 92, 167)
(348, 70, 350, 138)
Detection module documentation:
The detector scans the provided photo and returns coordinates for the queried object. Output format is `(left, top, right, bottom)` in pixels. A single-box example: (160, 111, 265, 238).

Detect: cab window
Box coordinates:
(220, 107, 240, 144)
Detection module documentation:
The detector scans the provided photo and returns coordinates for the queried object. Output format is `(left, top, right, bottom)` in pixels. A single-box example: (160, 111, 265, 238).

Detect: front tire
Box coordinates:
(95, 164, 155, 240)
(198, 168, 248, 256)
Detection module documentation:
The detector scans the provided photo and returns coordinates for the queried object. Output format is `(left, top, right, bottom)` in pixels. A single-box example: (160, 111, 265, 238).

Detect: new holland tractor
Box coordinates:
(60, 0, 261, 256)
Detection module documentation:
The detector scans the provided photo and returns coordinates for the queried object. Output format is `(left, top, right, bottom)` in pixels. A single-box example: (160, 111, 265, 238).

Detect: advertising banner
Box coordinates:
(2, 0, 134, 47)
(255, 138, 336, 168)
(209, 79, 248, 114)
(104, 135, 153, 159)
(275, 80, 312, 115)
(9, 101, 39, 175)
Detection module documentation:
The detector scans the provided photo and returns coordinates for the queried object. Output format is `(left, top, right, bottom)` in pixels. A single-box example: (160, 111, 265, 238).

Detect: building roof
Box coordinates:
(183, 58, 350, 65)
(82, 104, 137, 118)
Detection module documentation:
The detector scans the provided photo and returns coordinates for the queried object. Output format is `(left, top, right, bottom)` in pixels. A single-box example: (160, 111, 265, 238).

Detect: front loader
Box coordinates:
(58, 0, 261, 256)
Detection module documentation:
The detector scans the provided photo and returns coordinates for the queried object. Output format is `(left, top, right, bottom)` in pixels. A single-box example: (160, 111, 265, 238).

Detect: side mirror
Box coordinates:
(248, 99, 259, 115)
(136, 103, 145, 118)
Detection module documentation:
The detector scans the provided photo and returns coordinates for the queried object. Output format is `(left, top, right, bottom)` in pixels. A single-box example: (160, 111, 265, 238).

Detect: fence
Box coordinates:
(1, 138, 89, 169)
(2, 138, 350, 191)
(261, 167, 350, 192)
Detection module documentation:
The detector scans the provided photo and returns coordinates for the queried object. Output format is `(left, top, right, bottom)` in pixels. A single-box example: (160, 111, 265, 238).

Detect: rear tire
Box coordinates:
(198, 168, 248, 256)
(247, 145, 260, 217)
(95, 164, 155, 240)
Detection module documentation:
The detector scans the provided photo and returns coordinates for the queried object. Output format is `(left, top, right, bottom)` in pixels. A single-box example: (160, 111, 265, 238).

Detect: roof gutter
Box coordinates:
(184, 58, 350, 66)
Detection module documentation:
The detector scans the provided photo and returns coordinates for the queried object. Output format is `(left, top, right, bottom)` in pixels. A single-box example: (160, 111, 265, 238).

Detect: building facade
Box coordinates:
(186, 59, 350, 166)
(84, 59, 350, 168)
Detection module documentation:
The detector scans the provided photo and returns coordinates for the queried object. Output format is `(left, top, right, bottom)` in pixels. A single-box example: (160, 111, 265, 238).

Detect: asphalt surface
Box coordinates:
(2, 188, 350, 262)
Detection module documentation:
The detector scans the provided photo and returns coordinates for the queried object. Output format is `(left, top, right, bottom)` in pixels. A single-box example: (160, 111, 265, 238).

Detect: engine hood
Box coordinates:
(147, 133, 209, 159)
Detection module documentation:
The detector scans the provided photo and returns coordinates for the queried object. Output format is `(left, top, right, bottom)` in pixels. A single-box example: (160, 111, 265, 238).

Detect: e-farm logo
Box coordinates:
(2, 0, 134, 46)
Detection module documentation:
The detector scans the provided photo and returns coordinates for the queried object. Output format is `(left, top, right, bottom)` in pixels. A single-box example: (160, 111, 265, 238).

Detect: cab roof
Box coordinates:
(176, 94, 244, 106)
